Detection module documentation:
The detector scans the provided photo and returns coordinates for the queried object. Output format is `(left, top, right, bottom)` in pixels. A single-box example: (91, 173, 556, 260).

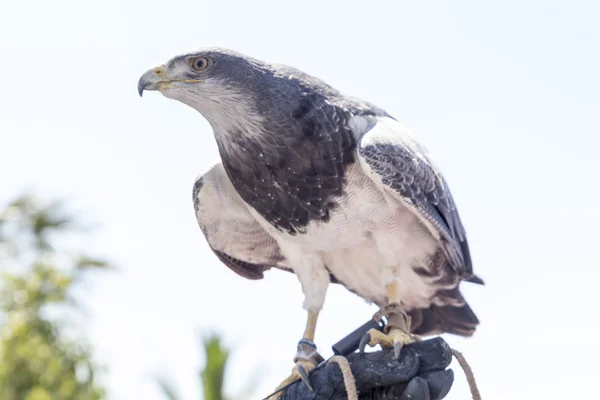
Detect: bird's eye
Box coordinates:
(191, 57, 210, 72)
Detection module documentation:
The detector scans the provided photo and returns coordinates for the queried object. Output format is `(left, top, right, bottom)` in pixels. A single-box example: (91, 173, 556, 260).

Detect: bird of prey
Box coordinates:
(138, 48, 483, 396)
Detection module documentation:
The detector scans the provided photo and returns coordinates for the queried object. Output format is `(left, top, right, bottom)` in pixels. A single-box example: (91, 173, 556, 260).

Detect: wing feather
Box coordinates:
(356, 116, 476, 279)
(193, 163, 290, 280)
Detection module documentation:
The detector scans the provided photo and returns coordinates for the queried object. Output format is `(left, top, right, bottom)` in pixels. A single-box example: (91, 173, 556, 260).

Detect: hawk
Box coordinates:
(138, 48, 482, 396)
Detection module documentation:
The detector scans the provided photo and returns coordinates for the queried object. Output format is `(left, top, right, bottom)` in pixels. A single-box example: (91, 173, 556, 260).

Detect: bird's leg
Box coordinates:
(269, 310, 324, 399)
(268, 250, 329, 399)
(359, 280, 417, 359)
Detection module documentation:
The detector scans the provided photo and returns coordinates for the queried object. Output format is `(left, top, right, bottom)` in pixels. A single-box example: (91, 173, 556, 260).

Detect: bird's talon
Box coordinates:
(393, 339, 402, 359)
(361, 327, 414, 360)
(297, 364, 313, 391)
(270, 359, 318, 399)
(359, 332, 371, 354)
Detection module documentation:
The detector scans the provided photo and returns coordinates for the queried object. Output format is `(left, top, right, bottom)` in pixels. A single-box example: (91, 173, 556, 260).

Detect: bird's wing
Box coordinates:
(356, 116, 478, 281)
(193, 163, 290, 280)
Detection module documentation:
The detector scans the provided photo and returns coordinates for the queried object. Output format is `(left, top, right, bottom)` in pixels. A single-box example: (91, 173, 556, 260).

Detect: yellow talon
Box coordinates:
(361, 281, 417, 358)
(365, 328, 394, 347)
(363, 327, 415, 358)
(269, 310, 321, 399)
(269, 359, 317, 400)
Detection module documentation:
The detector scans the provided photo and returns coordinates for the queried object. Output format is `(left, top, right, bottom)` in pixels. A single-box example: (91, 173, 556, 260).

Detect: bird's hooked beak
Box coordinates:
(137, 65, 203, 97)
(138, 66, 167, 97)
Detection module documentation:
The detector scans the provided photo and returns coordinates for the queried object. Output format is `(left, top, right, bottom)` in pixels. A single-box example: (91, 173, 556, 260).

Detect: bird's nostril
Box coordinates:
(153, 67, 164, 76)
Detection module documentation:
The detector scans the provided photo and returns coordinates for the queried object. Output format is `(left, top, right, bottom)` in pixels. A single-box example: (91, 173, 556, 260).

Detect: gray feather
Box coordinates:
(192, 164, 289, 279)
(357, 118, 474, 278)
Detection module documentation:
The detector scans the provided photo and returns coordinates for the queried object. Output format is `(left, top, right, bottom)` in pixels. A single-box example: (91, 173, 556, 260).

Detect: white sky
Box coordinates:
(2, 0, 600, 399)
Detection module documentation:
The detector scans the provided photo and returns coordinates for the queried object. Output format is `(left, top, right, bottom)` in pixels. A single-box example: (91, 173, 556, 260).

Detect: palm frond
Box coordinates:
(156, 377, 181, 400)
(201, 334, 230, 400)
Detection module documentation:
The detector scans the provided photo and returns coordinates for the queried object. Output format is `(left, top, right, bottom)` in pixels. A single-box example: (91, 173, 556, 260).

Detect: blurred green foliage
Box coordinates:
(200, 335, 230, 400)
(0, 194, 108, 400)
(157, 334, 261, 400)
(157, 335, 230, 400)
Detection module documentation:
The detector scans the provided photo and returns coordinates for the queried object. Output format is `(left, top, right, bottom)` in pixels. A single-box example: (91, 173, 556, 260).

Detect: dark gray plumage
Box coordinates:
(139, 47, 482, 338)
(358, 127, 473, 279)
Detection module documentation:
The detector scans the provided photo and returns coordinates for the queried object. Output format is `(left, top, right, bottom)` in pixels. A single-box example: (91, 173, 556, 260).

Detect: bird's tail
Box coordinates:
(409, 301, 480, 337)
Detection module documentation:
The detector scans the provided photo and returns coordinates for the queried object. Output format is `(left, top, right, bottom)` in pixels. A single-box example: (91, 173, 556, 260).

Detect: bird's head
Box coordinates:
(138, 47, 350, 138)
(138, 47, 285, 133)
(138, 48, 264, 97)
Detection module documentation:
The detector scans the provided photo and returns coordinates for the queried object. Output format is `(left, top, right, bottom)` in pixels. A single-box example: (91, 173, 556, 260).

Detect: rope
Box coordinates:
(451, 348, 481, 400)
(328, 355, 358, 400)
